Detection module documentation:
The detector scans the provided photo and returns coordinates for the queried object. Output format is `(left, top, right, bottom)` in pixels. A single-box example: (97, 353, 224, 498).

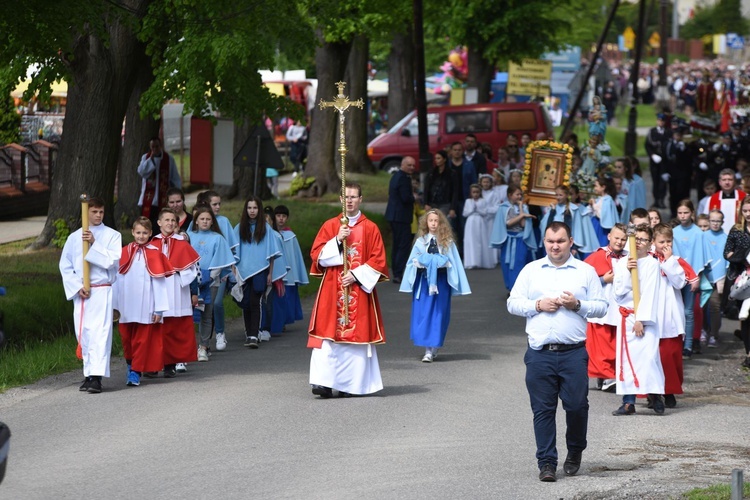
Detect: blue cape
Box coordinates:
(399, 236, 471, 298)
(280, 229, 309, 285)
(233, 222, 282, 281)
(189, 230, 235, 271)
(490, 202, 536, 250)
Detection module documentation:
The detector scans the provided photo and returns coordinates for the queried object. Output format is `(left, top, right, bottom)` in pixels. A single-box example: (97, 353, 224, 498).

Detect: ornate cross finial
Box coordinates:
(318, 81, 365, 114)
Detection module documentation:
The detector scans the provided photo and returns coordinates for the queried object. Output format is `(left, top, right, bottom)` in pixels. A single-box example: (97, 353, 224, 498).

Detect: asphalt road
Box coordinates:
(1, 268, 748, 499)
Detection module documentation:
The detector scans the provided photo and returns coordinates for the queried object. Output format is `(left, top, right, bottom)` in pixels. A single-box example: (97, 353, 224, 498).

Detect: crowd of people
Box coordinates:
(60, 104, 750, 481)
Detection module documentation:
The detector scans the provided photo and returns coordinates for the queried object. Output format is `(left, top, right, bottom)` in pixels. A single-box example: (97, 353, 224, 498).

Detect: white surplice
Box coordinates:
(612, 256, 665, 395)
(59, 224, 122, 377)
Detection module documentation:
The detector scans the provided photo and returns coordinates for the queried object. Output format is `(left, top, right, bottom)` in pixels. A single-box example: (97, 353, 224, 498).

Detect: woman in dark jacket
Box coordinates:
(723, 197, 750, 368)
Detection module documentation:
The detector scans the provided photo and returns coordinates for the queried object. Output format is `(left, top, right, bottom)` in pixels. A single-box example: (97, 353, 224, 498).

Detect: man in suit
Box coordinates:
(645, 113, 671, 208)
(385, 156, 416, 283)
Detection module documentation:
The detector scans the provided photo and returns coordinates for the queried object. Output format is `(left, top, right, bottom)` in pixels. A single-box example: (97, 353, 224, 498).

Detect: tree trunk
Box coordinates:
(32, 4, 147, 247)
(115, 46, 159, 230)
(300, 32, 351, 198)
(345, 34, 374, 174)
(467, 47, 494, 104)
(387, 28, 415, 126)
(233, 121, 272, 201)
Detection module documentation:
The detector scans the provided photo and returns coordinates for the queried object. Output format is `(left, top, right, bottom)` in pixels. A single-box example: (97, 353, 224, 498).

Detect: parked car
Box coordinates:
(366, 102, 555, 172)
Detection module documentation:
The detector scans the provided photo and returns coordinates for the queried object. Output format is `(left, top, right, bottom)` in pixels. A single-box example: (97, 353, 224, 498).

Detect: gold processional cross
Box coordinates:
(318, 81, 364, 325)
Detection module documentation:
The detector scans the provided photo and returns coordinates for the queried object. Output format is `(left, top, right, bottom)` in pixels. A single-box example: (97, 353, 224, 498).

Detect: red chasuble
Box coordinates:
(307, 213, 389, 347)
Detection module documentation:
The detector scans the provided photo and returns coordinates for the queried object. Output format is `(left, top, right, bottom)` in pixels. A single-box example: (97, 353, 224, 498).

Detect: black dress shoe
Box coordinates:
(538, 464, 556, 482)
(664, 394, 677, 408)
(311, 385, 333, 398)
(79, 377, 91, 392)
(563, 451, 582, 476)
(87, 377, 102, 394)
(392, 277, 402, 284)
(612, 403, 636, 416)
(651, 394, 665, 414)
(164, 367, 177, 378)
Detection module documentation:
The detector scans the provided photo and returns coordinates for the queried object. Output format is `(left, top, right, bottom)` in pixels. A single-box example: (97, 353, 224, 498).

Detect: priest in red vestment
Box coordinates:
(308, 183, 389, 397)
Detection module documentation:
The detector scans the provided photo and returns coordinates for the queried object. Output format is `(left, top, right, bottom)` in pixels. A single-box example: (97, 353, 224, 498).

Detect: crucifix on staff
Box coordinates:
(319, 81, 364, 325)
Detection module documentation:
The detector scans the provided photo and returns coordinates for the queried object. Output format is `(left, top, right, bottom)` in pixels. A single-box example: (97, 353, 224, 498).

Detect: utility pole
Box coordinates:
(655, 0, 671, 111)
(413, 0, 430, 177)
(625, 0, 648, 156)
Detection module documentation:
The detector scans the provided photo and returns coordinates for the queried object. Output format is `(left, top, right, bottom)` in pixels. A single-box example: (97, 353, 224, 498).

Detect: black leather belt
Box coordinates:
(541, 341, 586, 352)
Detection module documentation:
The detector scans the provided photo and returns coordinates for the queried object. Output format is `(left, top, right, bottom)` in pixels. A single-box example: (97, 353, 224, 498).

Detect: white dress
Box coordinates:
(462, 198, 495, 269)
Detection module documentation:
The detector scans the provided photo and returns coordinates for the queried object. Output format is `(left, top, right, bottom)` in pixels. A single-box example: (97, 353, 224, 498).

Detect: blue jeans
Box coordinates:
(524, 345, 589, 469)
(681, 287, 695, 351)
(213, 278, 227, 334)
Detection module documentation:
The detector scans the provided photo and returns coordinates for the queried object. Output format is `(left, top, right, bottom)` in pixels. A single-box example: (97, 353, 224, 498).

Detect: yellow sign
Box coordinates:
(648, 31, 661, 49)
(507, 59, 552, 97)
(623, 27, 635, 50)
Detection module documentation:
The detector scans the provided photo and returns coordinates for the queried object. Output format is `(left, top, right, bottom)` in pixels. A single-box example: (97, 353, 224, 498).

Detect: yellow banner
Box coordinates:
(507, 59, 552, 97)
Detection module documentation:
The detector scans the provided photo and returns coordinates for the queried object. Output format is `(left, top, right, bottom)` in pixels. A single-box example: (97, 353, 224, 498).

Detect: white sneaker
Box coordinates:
(216, 333, 227, 351)
(197, 346, 209, 362)
(708, 336, 718, 348)
(176, 363, 187, 373)
(601, 379, 617, 392)
(422, 351, 433, 363)
(259, 330, 271, 342)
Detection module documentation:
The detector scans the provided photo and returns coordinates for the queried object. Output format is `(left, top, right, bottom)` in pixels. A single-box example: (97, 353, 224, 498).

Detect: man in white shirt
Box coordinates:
(507, 222, 607, 482)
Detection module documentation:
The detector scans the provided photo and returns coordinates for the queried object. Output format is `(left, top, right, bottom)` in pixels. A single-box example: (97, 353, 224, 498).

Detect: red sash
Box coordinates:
(618, 306, 640, 389)
(141, 152, 172, 219)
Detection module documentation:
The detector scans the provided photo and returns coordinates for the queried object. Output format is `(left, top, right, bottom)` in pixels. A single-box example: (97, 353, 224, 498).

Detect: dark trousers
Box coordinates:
(390, 221, 412, 280)
(668, 178, 692, 218)
(650, 162, 666, 205)
(524, 345, 589, 469)
(242, 286, 265, 338)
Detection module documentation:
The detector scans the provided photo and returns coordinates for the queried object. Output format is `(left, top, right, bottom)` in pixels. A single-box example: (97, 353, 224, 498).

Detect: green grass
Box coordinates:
(683, 482, 750, 499)
(315, 171, 392, 203)
(0, 336, 82, 391)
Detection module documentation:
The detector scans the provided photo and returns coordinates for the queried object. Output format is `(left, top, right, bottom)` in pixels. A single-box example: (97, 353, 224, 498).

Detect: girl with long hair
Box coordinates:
(399, 210, 471, 362)
(189, 204, 235, 362)
(233, 196, 282, 348)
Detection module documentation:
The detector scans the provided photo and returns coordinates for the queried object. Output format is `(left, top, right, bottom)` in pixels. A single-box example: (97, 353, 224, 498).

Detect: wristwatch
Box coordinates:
(573, 300, 581, 312)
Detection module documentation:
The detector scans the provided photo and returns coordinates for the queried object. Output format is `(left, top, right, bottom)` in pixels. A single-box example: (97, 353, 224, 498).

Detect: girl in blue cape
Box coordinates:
(588, 176, 619, 247)
(672, 199, 707, 356)
(539, 185, 599, 258)
(188, 205, 235, 362)
(233, 196, 282, 348)
(399, 210, 471, 363)
(274, 205, 309, 328)
(261, 206, 289, 337)
(188, 191, 239, 353)
(490, 185, 537, 293)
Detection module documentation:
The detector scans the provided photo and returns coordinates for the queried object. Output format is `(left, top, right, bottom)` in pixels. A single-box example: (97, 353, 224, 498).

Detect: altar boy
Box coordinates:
(59, 197, 122, 394)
